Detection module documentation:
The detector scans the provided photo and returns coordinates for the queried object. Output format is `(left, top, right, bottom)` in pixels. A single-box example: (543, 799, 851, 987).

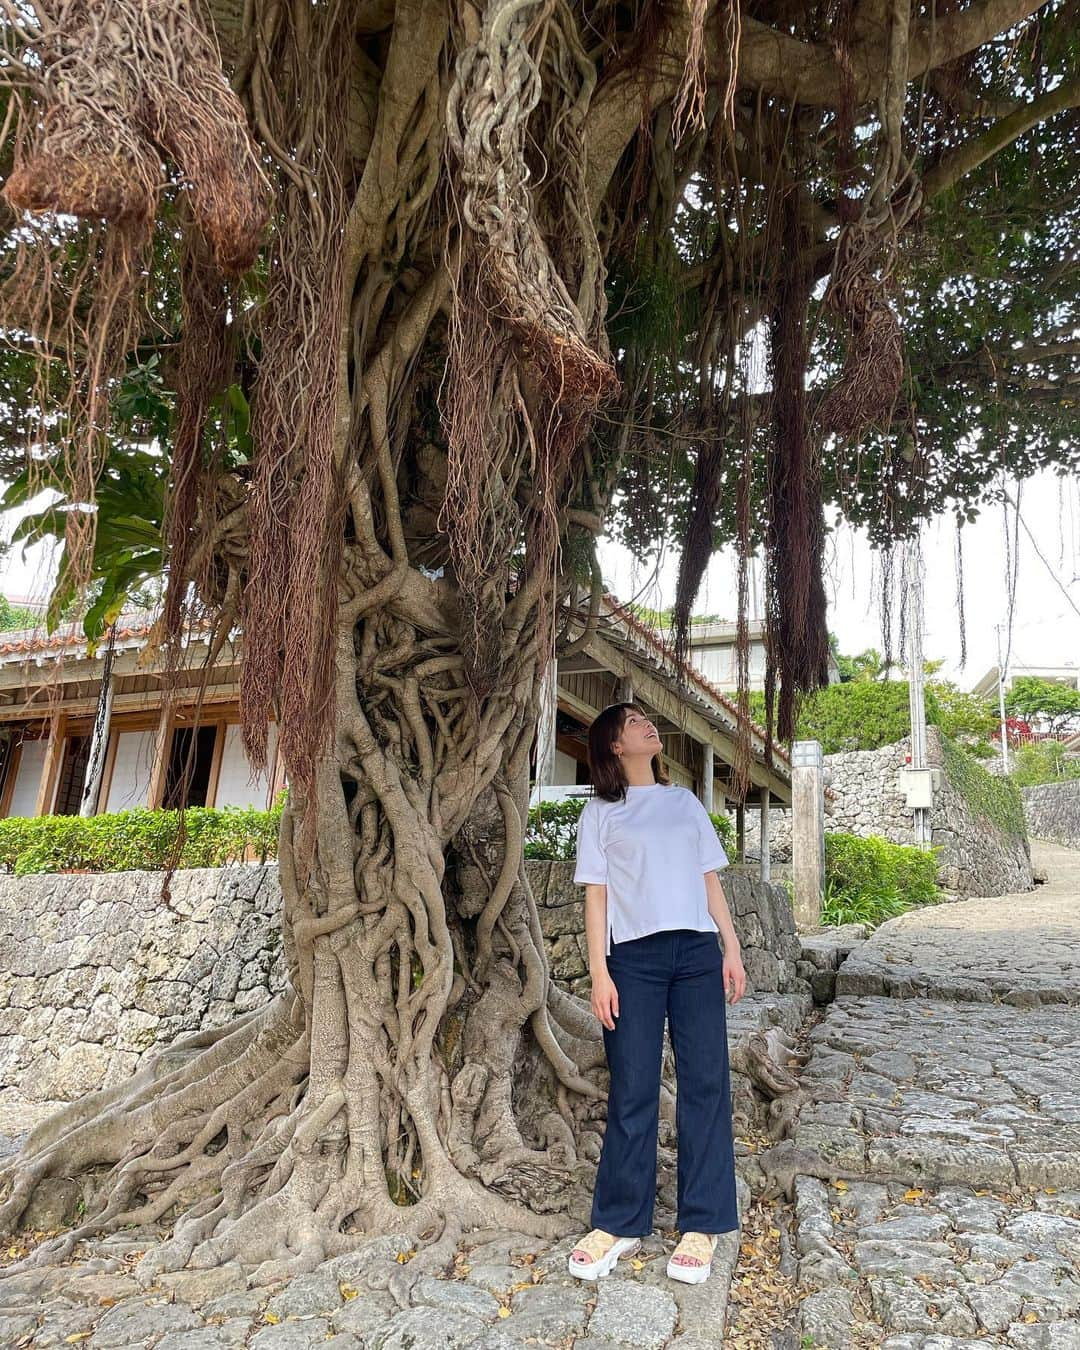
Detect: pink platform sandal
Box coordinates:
(567, 1227, 642, 1280)
(666, 1230, 718, 1284)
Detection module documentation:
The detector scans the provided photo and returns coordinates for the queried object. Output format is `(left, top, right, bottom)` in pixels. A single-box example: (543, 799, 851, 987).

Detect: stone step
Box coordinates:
(791, 997, 1080, 1192)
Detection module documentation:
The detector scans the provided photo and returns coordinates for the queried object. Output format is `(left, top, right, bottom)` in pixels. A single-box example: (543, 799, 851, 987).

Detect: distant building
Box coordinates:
(0, 609, 282, 819)
(683, 618, 841, 692)
(533, 594, 792, 816)
(971, 661, 1080, 700)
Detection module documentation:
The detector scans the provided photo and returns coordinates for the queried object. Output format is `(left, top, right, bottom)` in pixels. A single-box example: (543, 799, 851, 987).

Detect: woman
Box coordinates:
(567, 701, 746, 1285)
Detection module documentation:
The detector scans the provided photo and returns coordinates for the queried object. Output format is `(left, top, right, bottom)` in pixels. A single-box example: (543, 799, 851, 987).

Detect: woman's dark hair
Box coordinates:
(586, 702, 670, 801)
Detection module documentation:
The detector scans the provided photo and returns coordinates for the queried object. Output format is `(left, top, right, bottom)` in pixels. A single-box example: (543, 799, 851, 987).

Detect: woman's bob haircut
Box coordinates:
(586, 702, 671, 802)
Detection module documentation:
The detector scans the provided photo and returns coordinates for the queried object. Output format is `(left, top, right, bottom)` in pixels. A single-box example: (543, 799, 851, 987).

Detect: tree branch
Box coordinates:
(921, 76, 1080, 199)
(907, 0, 1048, 79)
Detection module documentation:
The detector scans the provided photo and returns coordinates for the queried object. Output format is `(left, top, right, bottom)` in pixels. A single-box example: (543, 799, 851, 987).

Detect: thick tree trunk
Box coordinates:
(0, 596, 616, 1284)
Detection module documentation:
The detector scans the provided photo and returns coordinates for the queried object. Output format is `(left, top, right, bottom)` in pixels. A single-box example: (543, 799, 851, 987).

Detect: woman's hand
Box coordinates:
(723, 946, 747, 1004)
(590, 969, 620, 1031)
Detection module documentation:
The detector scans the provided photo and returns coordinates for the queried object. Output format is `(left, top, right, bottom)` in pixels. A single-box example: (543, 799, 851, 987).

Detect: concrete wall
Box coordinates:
(1022, 779, 1080, 850)
(0, 859, 803, 1105)
(739, 728, 1032, 897)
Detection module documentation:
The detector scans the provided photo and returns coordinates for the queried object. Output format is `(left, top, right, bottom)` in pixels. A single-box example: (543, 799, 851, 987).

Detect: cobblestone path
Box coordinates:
(794, 841, 1080, 1350)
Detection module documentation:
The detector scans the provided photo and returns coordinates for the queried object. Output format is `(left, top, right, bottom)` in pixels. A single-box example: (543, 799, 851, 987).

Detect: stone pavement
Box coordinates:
(793, 840, 1080, 1349)
(833, 841, 1080, 1006)
(0, 1010, 773, 1350)
(0, 1223, 744, 1350)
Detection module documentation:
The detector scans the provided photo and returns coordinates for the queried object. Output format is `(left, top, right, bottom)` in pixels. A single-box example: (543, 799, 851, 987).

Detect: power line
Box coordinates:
(1004, 490, 1080, 624)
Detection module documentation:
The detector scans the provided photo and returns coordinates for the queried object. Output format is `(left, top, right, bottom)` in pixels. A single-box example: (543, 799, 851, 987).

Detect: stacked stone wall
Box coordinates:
(1021, 779, 1080, 849)
(739, 728, 1031, 897)
(0, 860, 802, 1104)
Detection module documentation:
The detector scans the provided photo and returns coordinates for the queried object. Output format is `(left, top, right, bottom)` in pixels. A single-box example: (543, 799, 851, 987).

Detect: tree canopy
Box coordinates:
(1006, 674, 1080, 734)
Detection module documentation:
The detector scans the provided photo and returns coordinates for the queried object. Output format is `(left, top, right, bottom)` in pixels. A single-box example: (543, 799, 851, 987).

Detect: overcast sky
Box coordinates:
(2, 467, 1077, 694)
(597, 466, 1080, 691)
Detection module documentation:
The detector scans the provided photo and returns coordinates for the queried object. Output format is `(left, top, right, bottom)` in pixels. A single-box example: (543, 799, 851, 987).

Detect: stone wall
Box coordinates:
(0, 859, 804, 1105)
(0, 865, 286, 1107)
(536, 860, 803, 1001)
(739, 728, 1032, 897)
(1022, 779, 1080, 849)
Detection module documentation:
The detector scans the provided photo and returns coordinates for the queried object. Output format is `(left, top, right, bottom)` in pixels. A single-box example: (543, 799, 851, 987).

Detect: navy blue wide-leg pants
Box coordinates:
(590, 928, 739, 1238)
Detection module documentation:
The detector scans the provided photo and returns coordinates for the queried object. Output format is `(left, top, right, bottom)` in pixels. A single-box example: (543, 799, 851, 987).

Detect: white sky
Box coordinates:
(596, 466, 1080, 690)
(3, 467, 1078, 694)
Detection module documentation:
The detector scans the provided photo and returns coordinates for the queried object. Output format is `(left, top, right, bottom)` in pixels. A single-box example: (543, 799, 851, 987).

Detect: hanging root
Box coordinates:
(816, 223, 904, 439)
(764, 189, 831, 743)
(3, 0, 268, 271)
(443, 0, 617, 692)
(0, 0, 268, 726)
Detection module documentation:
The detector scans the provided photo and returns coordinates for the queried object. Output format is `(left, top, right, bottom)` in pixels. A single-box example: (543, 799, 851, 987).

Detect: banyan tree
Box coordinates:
(0, 0, 1076, 1281)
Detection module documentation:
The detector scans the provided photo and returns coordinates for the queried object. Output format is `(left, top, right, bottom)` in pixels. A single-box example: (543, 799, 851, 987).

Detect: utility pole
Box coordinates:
(906, 533, 932, 846)
(995, 622, 1010, 773)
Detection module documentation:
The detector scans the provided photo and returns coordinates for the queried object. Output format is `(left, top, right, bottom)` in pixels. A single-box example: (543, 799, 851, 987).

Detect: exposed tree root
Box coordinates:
(0, 950, 595, 1284)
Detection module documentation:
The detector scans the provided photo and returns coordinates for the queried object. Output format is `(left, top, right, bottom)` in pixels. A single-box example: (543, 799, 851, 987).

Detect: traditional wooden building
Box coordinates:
(0, 591, 791, 865)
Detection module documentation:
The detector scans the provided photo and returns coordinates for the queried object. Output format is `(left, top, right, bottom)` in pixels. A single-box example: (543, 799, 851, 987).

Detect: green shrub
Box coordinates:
(4, 785, 735, 876)
(709, 809, 737, 859)
(822, 832, 942, 928)
(748, 681, 923, 753)
(525, 795, 586, 861)
(748, 678, 996, 755)
(0, 793, 285, 875)
(939, 734, 1026, 837)
(1007, 741, 1080, 787)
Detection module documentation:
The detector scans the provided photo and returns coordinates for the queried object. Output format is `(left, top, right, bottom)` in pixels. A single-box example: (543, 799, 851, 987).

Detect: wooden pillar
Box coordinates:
(735, 801, 745, 863)
(34, 712, 67, 817)
(615, 676, 634, 703)
(80, 668, 114, 816)
(700, 741, 714, 813)
(535, 657, 558, 791)
(759, 788, 771, 883)
(792, 739, 825, 927)
(146, 704, 174, 810)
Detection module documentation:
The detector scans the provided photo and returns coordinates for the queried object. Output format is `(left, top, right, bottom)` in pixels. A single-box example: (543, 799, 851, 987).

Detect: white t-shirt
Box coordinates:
(572, 783, 730, 956)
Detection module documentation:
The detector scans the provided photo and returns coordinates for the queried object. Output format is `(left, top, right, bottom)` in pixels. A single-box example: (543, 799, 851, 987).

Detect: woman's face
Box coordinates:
(612, 708, 661, 760)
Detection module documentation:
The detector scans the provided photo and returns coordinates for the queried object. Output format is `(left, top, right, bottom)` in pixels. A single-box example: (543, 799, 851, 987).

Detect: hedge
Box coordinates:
(0, 788, 738, 876)
(0, 797, 285, 876)
(526, 793, 737, 862)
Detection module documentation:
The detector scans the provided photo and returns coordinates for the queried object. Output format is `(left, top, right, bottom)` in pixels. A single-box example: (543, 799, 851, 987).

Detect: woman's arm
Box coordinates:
(583, 883, 619, 1030)
(583, 882, 610, 976)
(705, 871, 739, 954)
(706, 870, 747, 1003)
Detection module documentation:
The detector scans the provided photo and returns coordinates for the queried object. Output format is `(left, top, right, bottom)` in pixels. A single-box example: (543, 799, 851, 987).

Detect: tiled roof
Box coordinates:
(0, 595, 805, 787)
(599, 592, 792, 769)
(0, 609, 213, 661)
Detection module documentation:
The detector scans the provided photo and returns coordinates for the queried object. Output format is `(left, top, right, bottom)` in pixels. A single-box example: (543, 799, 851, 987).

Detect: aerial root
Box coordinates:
(0, 997, 302, 1258)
